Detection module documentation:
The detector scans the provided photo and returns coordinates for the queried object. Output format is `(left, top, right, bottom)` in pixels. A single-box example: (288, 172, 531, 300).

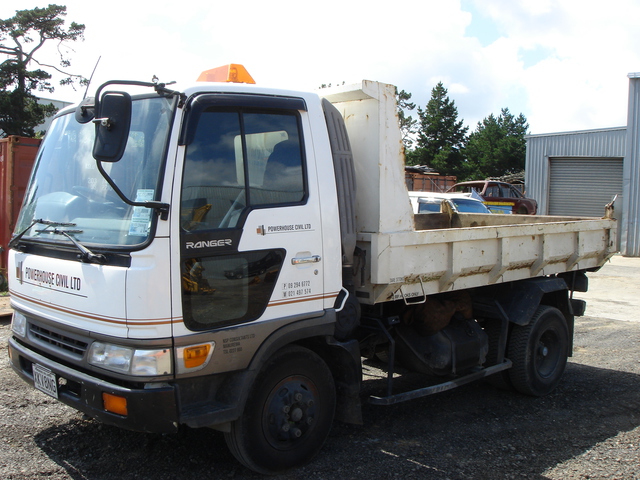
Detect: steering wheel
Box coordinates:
(72, 186, 122, 205)
(218, 190, 246, 228)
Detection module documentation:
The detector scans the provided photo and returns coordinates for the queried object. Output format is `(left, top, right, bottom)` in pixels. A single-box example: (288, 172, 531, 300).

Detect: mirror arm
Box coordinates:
(92, 117, 114, 130)
(95, 161, 170, 220)
(153, 82, 187, 107)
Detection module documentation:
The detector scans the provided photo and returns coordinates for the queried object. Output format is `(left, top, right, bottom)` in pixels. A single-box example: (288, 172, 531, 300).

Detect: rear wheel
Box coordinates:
(225, 345, 336, 474)
(508, 306, 569, 396)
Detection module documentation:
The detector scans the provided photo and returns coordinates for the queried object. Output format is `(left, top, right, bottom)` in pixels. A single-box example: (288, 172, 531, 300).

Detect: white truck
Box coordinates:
(7, 65, 616, 473)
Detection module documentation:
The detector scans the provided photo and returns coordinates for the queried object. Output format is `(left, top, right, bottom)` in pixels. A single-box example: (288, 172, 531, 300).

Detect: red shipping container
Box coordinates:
(1, 136, 41, 278)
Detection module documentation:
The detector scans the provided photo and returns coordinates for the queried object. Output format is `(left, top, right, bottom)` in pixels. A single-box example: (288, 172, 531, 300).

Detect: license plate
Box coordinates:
(33, 363, 58, 399)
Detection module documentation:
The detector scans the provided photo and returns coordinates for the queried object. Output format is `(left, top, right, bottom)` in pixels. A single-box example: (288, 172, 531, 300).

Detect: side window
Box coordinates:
(509, 185, 523, 198)
(182, 249, 285, 330)
(181, 109, 305, 231)
(485, 185, 500, 197)
(181, 111, 244, 230)
(244, 113, 304, 206)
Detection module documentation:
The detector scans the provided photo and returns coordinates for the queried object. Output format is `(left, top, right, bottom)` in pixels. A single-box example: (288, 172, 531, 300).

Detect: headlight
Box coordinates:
(131, 349, 173, 376)
(11, 311, 27, 337)
(88, 342, 132, 373)
(88, 341, 172, 376)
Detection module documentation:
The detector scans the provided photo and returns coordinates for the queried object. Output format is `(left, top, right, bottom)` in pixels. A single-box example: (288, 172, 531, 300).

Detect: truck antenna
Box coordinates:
(83, 56, 101, 100)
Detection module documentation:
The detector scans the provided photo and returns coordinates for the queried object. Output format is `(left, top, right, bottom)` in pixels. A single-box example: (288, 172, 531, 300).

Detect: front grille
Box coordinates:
(30, 324, 89, 357)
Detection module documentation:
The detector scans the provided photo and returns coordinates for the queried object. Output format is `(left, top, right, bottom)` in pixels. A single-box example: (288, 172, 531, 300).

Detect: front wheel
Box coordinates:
(225, 345, 336, 474)
(508, 305, 569, 396)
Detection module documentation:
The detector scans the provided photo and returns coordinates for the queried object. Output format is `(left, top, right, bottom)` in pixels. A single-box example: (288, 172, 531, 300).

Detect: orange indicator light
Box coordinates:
(103, 393, 128, 416)
(183, 344, 212, 369)
(197, 64, 256, 84)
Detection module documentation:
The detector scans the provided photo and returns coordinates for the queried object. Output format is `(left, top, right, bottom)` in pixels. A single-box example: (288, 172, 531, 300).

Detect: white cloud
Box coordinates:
(467, 0, 640, 132)
(2, 0, 639, 133)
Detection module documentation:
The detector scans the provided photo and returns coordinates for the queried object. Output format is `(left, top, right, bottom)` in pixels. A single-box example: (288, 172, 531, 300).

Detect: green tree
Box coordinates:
(408, 82, 468, 178)
(396, 87, 417, 151)
(0, 5, 86, 137)
(465, 108, 529, 179)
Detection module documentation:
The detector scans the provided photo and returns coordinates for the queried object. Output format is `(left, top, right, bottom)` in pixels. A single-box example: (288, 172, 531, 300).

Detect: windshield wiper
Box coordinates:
(8, 219, 77, 250)
(35, 228, 107, 265)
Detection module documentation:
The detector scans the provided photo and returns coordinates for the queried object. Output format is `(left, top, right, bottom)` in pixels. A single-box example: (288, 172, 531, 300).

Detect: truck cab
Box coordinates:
(8, 73, 358, 467)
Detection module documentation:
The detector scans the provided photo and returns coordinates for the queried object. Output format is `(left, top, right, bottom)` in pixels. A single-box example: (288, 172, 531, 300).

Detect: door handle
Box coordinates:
(291, 255, 321, 265)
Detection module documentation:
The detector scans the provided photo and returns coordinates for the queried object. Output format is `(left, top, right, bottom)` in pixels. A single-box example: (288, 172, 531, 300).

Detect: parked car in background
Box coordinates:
(408, 192, 492, 215)
(448, 181, 538, 215)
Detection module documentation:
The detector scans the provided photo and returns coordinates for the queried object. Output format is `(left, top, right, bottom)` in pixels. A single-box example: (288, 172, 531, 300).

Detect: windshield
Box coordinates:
(417, 197, 490, 214)
(14, 95, 175, 248)
(417, 200, 442, 213)
(451, 198, 490, 213)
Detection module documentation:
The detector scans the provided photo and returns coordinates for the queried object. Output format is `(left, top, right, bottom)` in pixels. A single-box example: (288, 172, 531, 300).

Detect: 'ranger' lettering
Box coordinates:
(186, 239, 233, 249)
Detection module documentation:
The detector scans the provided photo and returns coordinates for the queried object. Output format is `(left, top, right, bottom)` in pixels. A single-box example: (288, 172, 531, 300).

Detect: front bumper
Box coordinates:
(8, 336, 180, 433)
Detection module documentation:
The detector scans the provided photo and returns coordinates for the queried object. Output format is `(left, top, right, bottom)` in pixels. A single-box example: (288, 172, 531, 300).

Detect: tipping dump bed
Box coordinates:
(356, 212, 617, 305)
(320, 81, 617, 306)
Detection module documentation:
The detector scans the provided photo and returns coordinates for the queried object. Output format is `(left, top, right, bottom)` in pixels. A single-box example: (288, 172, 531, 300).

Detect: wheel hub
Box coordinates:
(264, 375, 318, 449)
(536, 330, 561, 378)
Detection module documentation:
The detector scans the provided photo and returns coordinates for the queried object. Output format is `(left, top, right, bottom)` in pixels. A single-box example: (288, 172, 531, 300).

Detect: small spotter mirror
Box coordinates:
(75, 97, 95, 124)
(92, 91, 132, 162)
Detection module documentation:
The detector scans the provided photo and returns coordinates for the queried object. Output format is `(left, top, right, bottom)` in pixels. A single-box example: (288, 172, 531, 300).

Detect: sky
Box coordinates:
(2, 0, 640, 135)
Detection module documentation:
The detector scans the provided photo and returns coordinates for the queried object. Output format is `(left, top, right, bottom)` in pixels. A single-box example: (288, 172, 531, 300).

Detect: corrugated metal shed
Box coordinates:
(525, 73, 640, 256)
(623, 74, 640, 256)
(526, 127, 626, 214)
(547, 157, 623, 217)
(525, 127, 627, 215)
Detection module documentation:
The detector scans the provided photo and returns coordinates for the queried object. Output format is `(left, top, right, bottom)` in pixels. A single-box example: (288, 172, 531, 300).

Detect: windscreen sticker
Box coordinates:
(128, 189, 154, 236)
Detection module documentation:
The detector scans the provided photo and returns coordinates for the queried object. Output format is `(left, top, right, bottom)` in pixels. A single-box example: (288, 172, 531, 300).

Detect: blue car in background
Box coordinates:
(408, 192, 492, 215)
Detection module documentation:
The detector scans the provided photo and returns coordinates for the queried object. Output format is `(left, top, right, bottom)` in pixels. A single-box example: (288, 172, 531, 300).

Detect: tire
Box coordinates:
(224, 345, 336, 474)
(507, 305, 569, 396)
(516, 206, 528, 214)
(482, 319, 513, 391)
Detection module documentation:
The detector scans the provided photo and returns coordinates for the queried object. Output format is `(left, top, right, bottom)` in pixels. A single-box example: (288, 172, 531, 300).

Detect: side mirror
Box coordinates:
(92, 91, 132, 162)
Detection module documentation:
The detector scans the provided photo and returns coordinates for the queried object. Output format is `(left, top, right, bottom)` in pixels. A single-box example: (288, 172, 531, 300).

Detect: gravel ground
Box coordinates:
(1, 257, 639, 479)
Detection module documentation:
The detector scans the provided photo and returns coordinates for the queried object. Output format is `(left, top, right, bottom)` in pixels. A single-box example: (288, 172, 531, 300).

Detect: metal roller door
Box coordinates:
(549, 157, 623, 217)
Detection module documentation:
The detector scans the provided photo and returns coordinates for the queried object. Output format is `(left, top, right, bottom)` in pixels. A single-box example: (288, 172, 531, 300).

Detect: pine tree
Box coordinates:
(465, 108, 529, 179)
(396, 87, 417, 151)
(0, 5, 86, 137)
(409, 82, 468, 178)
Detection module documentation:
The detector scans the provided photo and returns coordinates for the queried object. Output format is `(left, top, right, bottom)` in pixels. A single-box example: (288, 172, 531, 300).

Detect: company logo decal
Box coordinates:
(256, 223, 313, 235)
(16, 261, 23, 284)
(15, 262, 84, 296)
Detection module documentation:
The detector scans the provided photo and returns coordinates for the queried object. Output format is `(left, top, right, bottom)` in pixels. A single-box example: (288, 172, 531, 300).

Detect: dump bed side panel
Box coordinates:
(356, 215, 617, 305)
